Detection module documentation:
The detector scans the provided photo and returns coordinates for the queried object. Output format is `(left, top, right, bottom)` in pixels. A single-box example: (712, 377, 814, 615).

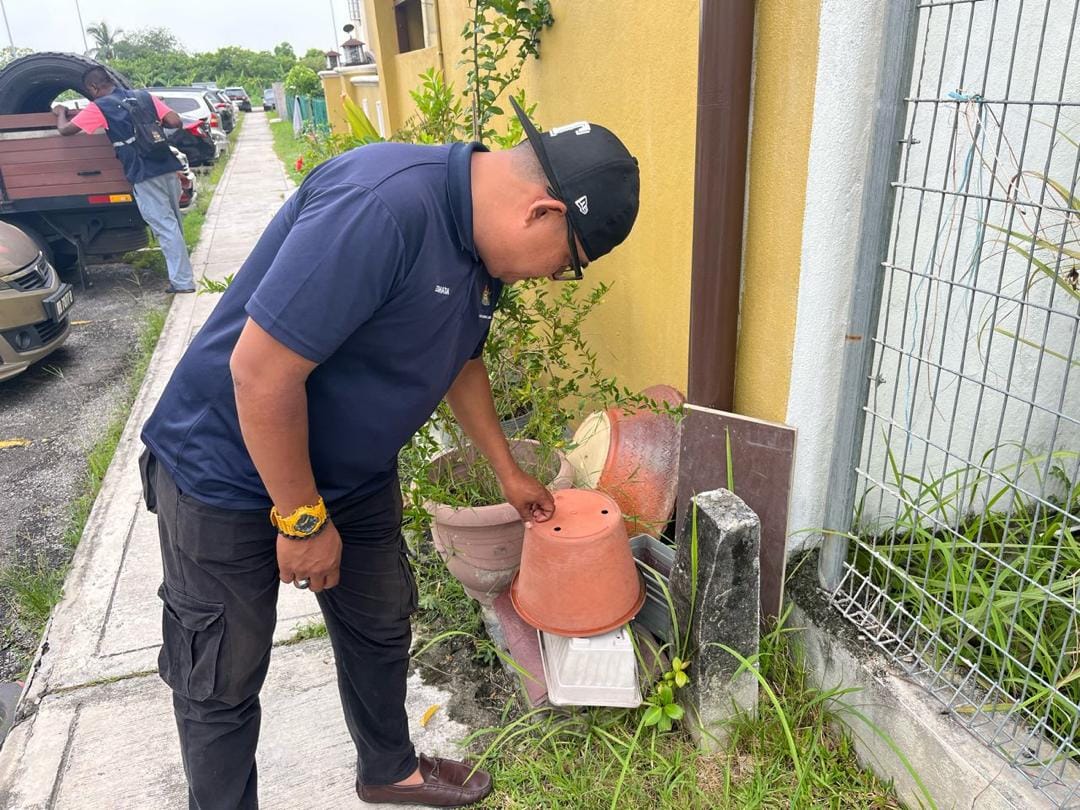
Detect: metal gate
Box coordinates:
(819, 1, 1080, 805)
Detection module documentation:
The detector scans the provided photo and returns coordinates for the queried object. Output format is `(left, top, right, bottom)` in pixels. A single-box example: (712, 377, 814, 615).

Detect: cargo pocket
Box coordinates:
(138, 448, 157, 514)
(157, 583, 225, 701)
(398, 546, 419, 620)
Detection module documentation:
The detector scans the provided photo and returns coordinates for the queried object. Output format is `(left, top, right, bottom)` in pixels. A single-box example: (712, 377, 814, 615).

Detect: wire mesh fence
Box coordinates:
(823, 1, 1080, 804)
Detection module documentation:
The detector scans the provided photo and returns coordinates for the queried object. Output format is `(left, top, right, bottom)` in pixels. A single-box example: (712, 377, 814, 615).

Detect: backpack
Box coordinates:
(118, 91, 172, 161)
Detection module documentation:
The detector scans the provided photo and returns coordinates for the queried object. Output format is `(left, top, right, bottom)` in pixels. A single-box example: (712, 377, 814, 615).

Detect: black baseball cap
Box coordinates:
(510, 97, 640, 278)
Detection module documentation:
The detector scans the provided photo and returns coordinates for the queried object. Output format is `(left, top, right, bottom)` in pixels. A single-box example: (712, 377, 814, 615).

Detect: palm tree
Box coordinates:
(86, 21, 123, 61)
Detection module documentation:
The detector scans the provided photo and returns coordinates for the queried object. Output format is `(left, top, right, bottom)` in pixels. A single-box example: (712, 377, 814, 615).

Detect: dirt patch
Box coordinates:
(0, 261, 170, 680)
(411, 632, 518, 737)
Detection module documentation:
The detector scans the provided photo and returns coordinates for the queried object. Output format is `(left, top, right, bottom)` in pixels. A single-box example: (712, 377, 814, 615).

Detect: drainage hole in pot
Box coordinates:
(553, 527, 561, 532)
(601, 509, 609, 514)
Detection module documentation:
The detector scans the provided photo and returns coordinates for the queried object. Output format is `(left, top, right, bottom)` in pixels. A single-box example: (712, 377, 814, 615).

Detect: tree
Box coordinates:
(284, 64, 322, 97)
(86, 21, 124, 60)
(300, 47, 326, 73)
(112, 27, 185, 60)
(0, 47, 32, 70)
(273, 42, 296, 60)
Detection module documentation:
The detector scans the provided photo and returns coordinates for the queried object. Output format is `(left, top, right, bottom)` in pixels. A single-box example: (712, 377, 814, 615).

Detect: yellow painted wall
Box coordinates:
(735, 1, 821, 422)
(391, 46, 442, 130)
(322, 0, 700, 395)
(322, 74, 349, 133)
(516, 0, 698, 394)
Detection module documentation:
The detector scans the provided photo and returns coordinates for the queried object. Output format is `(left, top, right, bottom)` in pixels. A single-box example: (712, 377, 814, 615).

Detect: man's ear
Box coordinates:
(524, 196, 566, 225)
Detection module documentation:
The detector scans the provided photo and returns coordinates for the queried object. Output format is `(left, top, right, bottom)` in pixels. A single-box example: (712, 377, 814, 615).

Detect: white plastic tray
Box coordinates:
(539, 627, 642, 708)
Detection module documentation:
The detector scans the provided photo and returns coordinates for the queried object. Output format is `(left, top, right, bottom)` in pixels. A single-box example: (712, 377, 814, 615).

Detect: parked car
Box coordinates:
(167, 116, 219, 167)
(207, 89, 236, 133)
(150, 88, 228, 143)
(262, 88, 276, 111)
(225, 86, 252, 112)
(0, 221, 73, 381)
(215, 89, 239, 117)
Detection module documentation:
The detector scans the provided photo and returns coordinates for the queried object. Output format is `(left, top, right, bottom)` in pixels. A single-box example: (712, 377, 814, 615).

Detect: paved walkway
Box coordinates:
(0, 113, 467, 809)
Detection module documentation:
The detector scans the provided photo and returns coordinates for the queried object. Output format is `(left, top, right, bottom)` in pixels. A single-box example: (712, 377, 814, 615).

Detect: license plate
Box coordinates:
(43, 284, 75, 321)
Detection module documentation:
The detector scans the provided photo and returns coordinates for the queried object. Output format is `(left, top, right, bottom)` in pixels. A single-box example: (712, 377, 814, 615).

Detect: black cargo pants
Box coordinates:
(140, 450, 419, 810)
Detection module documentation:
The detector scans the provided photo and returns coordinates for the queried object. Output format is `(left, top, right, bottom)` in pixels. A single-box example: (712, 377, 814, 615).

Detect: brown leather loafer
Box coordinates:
(357, 754, 493, 807)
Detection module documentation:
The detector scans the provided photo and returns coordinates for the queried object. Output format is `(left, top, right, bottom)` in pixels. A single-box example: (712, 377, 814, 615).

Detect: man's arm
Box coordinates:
(151, 94, 182, 129)
(230, 317, 342, 592)
(52, 105, 83, 136)
(444, 358, 555, 523)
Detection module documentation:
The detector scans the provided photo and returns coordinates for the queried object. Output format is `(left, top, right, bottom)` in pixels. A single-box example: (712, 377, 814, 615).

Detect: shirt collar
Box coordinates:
(447, 141, 488, 261)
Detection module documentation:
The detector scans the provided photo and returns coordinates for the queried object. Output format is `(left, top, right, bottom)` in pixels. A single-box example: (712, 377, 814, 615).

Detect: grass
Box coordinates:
(458, 626, 906, 810)
(0, 120, 242, 666)
(268, 117, 306, 185)
(853, 442, 1080, 758)
(409, 511, 913, 809)
(281, 620, 329, 645)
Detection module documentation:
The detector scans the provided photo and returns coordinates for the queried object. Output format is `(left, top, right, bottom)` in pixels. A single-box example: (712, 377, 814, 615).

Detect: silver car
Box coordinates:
(0, 222, 73, 381)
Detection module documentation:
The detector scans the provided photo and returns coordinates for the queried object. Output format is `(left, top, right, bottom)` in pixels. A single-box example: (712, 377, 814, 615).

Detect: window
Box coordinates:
(157, 97, 202, 114)
(394, 0, 425, 54)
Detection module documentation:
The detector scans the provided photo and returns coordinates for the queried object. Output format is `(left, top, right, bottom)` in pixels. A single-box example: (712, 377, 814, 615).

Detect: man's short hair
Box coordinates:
(511, 141, 548, 187)
(82, 66, 113, 91)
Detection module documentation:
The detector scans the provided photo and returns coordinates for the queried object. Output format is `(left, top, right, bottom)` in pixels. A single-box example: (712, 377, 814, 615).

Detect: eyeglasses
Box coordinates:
(551, 204, 586, 282)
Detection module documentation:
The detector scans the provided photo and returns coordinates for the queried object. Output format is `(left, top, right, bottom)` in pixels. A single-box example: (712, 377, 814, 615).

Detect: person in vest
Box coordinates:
(54, 67, 196, 293)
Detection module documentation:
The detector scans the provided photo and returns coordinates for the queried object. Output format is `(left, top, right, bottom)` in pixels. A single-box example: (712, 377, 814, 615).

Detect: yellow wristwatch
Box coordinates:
(270, 497, 328, 539)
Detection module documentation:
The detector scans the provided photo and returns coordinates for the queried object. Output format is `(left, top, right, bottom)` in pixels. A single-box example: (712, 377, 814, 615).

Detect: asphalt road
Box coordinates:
(0, 261, 171, 680)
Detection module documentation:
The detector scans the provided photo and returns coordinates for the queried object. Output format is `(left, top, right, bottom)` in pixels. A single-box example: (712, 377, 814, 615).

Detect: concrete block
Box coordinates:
(670, 489, 760, 750)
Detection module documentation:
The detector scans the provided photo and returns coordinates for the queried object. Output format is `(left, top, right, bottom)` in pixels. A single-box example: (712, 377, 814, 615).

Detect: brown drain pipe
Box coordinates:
(687, 0, 755, 411)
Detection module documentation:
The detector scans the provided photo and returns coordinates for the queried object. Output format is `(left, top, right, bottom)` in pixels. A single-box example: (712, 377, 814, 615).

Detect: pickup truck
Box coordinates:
(0, 111, 148, 285)
(0, 53, 150, 285)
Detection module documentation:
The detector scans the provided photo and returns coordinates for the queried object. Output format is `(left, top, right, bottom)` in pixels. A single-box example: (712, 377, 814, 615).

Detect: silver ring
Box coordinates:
(296, 578, 310, 590)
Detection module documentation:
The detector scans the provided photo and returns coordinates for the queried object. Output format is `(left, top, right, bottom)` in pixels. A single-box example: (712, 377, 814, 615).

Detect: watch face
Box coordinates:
(295, 514, 319, 534)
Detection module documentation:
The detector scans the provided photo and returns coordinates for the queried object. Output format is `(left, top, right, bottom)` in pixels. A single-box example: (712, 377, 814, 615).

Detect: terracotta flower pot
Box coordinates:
(511, 488, 645, 637)
(427, 440, 574, 605)
(567, 385, 685, 537)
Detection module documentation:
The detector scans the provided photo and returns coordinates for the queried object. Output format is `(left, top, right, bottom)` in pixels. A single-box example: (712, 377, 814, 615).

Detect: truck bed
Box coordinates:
(0, 112, 132, 206)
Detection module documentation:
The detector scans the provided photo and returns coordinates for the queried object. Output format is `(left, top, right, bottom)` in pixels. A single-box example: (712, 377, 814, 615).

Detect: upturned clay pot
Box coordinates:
(567, 385, 685, 537)
(511, 488, 645, 637)
(427, 440, 574, 605)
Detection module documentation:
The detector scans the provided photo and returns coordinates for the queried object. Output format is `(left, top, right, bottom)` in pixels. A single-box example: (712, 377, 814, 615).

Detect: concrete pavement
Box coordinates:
(0, 113, 470, 809)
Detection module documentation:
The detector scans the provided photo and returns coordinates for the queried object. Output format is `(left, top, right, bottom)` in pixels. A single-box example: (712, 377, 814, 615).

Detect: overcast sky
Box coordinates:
(2, 0, 352, 55)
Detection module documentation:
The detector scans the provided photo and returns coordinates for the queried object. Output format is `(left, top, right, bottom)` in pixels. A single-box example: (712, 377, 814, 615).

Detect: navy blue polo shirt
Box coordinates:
(141, 141, 501, 509)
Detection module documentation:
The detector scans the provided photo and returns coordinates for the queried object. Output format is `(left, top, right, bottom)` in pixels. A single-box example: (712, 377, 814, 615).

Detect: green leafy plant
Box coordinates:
(641, 682, 685, 733)
(460, 0, 554, 143)
(284, 64, 322, 97)
(394, 69, 467, 145)
(398, 278, 658, 536)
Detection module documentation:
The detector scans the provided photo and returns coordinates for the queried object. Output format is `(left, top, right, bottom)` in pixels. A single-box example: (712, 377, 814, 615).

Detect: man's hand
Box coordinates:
(499, 469, 555, 525)
(52, 104, 67, 116)
(277, 520, 342, 593)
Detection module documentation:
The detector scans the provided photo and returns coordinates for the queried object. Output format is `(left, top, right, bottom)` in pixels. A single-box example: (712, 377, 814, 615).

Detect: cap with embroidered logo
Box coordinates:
(510, 97, 640, 270)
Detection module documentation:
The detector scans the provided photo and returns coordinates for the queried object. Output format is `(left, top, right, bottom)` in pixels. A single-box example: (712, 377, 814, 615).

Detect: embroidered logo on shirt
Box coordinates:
(481, 285, 491, 306)
(434, 285, 451, 296)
